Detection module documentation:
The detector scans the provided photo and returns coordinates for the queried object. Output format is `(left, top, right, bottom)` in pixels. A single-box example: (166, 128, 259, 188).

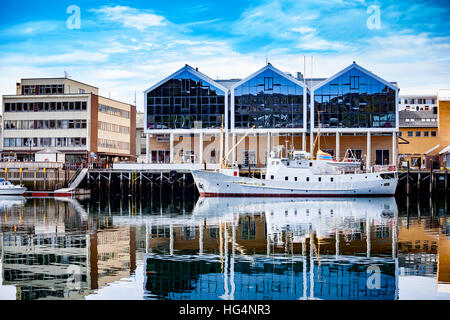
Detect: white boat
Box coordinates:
(0, 179, 27, 195)
(192, 114, 398, 197)
(192, 148, 398, 197)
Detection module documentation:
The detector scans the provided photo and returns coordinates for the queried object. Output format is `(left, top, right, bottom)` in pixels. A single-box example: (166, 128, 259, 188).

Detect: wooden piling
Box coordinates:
(120, 173, 123, 197)
(406, 161, 410, 195)
(445, 168, 448, 196)
(129, 172, 131, 191)
(429, 160, 433, 195)
(418, 172, 421, 191)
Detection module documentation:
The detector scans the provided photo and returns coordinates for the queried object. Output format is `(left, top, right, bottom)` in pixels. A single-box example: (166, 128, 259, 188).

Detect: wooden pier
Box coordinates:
(0, 161, 448, 197)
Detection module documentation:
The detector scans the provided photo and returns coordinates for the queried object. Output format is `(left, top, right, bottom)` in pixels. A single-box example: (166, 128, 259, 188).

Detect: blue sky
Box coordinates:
(1, 0, 449, 110)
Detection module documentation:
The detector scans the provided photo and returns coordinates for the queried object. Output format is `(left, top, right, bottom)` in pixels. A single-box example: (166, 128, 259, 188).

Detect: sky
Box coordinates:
(0, 0, 449, 111)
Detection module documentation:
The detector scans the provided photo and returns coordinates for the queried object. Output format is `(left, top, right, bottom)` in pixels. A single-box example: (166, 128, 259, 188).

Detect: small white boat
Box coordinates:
(0, 179, 27, 195)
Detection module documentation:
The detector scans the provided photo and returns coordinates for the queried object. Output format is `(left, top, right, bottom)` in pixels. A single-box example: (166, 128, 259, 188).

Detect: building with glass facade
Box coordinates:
(144, 62, 399, 168)
(310, 62, 399, 167)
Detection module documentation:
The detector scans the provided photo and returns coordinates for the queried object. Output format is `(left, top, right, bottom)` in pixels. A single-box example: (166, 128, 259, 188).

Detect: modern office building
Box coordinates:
(144, 62, 399, 168)
(2, 77, 136, 163)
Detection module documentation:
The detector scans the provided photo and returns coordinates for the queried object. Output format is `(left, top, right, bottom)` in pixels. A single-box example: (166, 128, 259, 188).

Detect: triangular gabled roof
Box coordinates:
(311, 62, 399, 92)
(144, 64, 228, 95)
(230, 63, 307, 91)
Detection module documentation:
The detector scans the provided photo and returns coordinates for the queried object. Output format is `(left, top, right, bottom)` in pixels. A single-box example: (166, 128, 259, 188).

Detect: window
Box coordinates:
(79, 88, 85, 94)
(294, 177, 297, 181)
(285, 176, 288, 181)
(242, 150, 256, 167)
(431, 131, 437, 137)
(399, 131, 402, 137)
(407, 131, 413, 137)
(415, 131, 421, 137)
(348, 149, 363, 160)
(264, 77, 273, 90)
(350, 76, 359, 89)
(375, 149, 390, 165)
(306, 177, 309, 182)
(423, 131, 429, 137)
(270, 175, 274, 180)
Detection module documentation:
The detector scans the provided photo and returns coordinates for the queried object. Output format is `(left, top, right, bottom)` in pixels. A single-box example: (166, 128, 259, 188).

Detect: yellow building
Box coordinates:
(437, 89, 450, 167)
(398, 109, 439, 168)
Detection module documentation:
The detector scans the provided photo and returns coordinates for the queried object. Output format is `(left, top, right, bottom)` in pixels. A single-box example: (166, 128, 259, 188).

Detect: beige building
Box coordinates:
(2, 77, 136, 163)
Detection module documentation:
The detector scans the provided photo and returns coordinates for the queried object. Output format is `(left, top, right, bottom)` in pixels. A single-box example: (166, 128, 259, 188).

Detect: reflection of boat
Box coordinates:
(0, 179, 27, 195)
(0, 196, 27, 210)
(193, 196, 397, 219)
(193, 196, 397, 239)
(144, 196, 399, 301)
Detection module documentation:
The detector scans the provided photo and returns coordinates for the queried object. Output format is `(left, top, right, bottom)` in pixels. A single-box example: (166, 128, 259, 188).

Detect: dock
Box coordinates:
(0, 162, 448, 198)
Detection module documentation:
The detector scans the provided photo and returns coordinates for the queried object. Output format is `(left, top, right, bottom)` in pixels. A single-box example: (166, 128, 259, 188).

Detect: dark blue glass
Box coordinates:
(147, 70, 226, 129)
(314, 67, 396, 128)
(234, 69, 308, 129)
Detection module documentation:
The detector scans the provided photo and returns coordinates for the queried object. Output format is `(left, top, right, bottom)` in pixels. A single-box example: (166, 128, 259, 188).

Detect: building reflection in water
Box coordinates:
(0, 195, 449, 300)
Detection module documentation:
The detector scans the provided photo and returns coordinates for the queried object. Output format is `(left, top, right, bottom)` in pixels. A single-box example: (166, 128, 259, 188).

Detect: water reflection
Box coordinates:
(0, 195, 449, 300)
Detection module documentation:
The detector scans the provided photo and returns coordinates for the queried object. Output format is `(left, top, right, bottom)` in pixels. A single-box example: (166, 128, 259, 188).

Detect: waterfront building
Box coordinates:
(398, 94, 437, 112)
(1, 77, 136, 163)
(437, 89, 450, 166)
(135, 112, 147, 163)
(144, 62, 399, 168)
(398, 109, 439, 168)
(310, 62, 398, 168)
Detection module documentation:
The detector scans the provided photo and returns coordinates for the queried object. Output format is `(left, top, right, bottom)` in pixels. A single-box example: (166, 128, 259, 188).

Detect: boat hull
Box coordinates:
(192, 170, 398, 197)
(0, 187, 27, 196)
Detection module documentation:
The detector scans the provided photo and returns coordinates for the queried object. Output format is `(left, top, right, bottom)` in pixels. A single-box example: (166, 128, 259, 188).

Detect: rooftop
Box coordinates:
(399, 109, 438, 128)
(21, 77, 99, 89)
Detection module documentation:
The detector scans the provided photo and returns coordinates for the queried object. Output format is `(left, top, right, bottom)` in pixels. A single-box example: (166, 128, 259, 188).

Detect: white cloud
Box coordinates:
(0, 51, 108, 65)
(90, 5, 166, 31)
(291, 27, 316, 34)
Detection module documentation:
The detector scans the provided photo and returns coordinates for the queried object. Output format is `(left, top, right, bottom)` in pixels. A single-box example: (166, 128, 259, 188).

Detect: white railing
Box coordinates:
(0, 161, 64, 169)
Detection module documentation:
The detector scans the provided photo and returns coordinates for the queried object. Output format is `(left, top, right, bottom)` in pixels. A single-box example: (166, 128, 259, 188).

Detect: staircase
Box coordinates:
(54, 168, 89, 194)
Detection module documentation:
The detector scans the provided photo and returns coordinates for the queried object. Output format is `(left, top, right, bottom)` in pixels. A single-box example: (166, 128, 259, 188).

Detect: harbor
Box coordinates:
(0, 194, 449, 300)
(1, 0, 450, 305)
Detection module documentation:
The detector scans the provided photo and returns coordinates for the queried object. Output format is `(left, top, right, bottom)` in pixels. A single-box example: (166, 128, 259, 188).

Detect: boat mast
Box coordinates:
(312, 110, 322, 158)
(223, 126, 256, 167)
(219, 116, 224, 169)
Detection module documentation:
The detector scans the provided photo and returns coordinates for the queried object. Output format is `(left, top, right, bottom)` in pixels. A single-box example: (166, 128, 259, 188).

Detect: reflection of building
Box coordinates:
(94, 226, 136, 289)
(2, 77, 136, 163)
(145, 254, 396, 300)
(141, 197, 399, 300)
(144, 62, 399, 168)
(0, 199, 137, 300)
(398, 215, 450, 290)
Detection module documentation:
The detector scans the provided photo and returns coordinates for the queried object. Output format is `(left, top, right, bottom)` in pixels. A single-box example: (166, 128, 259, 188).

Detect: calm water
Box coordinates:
(0, 194, 449, 300)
